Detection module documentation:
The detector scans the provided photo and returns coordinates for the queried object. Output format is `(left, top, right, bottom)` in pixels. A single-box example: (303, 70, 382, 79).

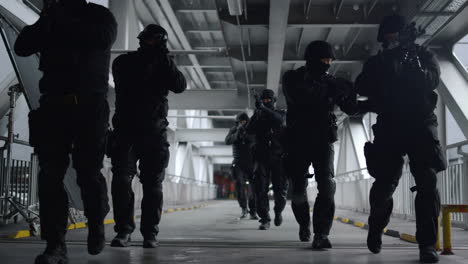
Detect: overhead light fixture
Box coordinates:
(227, 0, 243, 16)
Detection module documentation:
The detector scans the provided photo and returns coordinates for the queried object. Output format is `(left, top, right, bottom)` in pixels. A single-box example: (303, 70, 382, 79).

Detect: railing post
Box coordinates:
(441, 208, 453, 255)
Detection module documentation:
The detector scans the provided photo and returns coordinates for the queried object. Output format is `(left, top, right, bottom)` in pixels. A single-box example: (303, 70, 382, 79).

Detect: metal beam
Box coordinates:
(434, 49, 468, 138)
(334, 0, 345, 19)
(366, 0, 379, 18)
(156, 0, 213, 90)
(138, 0, 205, 90)
(211, 157, 234, 165)
(167, 89, 247, 110)
(111, 48, 226, 55)
(427, 0, 468, 47)
(168, 115, 235, 120)
(266, 0, 291, 94)
(176, 9, 217, 13)
(198, 146, 232, 156)
(186, 29, 222, 33)
(289, 24, 378, 28)
(108, 89, 246, 110)
(175, 128, 230, 142)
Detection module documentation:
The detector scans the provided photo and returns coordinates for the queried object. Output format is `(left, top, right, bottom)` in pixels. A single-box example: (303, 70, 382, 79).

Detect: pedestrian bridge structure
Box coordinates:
(0, 0, 467, 263)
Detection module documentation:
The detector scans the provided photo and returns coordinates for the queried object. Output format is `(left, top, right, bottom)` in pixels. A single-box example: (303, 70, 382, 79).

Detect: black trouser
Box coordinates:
(367, 120, 443, 247)
(231, 163, 256, 214)
(111, 127, 169, 238)
(253, 155, 288, 223)
(286, 141, 336, 236)
(32, 95, 110, 242)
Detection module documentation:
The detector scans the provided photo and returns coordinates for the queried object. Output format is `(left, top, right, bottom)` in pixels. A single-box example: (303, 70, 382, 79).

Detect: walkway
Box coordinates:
(1, 200, 467, 263)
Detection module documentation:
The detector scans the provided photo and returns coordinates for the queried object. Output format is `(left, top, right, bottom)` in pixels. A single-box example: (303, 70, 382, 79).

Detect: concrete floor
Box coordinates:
(1, 200, 467, 264)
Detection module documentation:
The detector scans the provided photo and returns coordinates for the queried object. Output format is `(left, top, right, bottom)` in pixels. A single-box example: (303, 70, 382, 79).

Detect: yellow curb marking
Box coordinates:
(340, 218, 349, 223)
(10, 203, 209, 239)
(354, 222, 365, 228)
(400, 233, 417, 243)
(9, 230, 30, 239)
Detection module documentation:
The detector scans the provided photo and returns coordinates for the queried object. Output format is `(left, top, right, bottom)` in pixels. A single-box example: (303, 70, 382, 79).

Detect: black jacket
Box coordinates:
(225, 125, 253, 166)
(14, 3, 117, 95)
(246, 107, 286, 160)
(355, 45, 440, 122)
(282, 66, 356, 143)
(112, 49, 186, 132)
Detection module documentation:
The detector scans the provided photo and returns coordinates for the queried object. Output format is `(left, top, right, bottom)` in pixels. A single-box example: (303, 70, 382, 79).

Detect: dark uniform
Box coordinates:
(110, 24, 186, 248)
(355, 15, 446, 263)
(246, 89, 288, 230)
(14, 0, 117, 263)
(225, 113, 257, 219)
(282, 41, 356, 247)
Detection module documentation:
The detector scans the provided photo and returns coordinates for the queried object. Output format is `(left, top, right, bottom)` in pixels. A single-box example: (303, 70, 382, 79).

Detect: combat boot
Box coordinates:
(87, 223, 105, 255)
(35, 240, 68, 264)
(419, 245, 439, 263)
(367, 229, 383, 254)
(143, 233, 159, 248)
(249, 212, 259, 220)
(110, 232, 131, 247)
(312, 234, 332, 249)
(258, 222, 270, 230)
(299, 225, 311, 242)
(274, 212, 283, 226)
(240, 208, 248, 219)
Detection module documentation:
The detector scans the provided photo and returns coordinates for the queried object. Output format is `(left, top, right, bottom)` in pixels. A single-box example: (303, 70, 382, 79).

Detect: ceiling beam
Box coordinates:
(425, 1, 468, 47)
(211, 157, 234, 165)
(176, 9, 217, 13)
(198, 146, 232, 156)
(156, 0, 212, 90)
(166, 89, 247, 110)
(175, 128, 230, 142)
(289, 24, 378, 28)
(266, 0, 291, 94)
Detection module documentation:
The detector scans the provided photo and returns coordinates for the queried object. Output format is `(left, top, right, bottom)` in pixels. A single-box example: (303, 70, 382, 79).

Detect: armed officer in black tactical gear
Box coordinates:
(14, 0, 117, 263)
(110, 24, 187, 248)
(282, 41, 357, 248)
(246, 89, 288, 230)
(225, 113, 258, 220)
(355, 15, 446, 263)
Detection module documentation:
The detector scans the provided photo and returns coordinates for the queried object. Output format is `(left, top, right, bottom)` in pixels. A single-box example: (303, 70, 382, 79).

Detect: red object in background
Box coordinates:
(214, 171, 235, 198)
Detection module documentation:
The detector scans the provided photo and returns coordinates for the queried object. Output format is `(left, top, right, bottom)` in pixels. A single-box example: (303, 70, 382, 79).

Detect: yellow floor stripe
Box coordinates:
(9, 203, 209, 239)
(9, 230, 30, 239)
(75, 222, 86, 229)
(103, 219, 115, 225)
(354, 222, 365, 228)
(400, 233, 417, 243)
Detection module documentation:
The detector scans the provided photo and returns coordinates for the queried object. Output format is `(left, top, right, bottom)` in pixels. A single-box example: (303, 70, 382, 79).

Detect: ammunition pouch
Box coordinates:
(28, 109, 43, 149)
(364, 141, 379, 178)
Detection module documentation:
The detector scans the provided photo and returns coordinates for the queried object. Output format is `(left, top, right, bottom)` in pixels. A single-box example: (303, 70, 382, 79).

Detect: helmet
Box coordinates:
(304, 41, 335, 62)
(260, 89, 276, 100)
(236, 112, 249, 122)
(138, 24, 168, 43)
(377, 15, 407, 42)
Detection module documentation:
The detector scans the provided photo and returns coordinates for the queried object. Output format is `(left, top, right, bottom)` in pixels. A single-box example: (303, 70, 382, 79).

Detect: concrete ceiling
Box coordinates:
(126, 0, 468, 117)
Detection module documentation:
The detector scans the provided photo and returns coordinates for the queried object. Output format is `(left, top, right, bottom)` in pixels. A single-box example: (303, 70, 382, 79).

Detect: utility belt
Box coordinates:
(40, 93, 106, 106)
